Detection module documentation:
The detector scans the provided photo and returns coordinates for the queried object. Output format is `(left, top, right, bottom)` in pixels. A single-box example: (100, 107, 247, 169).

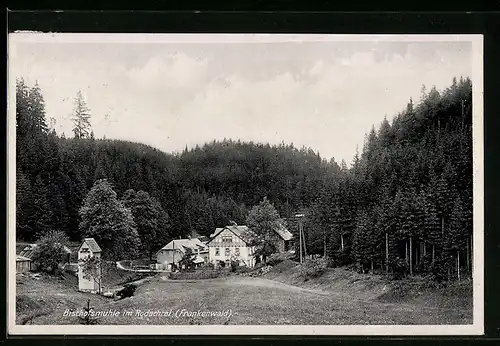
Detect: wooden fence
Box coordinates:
(168, 269, 230, 280)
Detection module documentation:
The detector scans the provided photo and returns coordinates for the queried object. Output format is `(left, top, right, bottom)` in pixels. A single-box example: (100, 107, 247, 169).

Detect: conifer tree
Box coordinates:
(72, 90, 92, 139)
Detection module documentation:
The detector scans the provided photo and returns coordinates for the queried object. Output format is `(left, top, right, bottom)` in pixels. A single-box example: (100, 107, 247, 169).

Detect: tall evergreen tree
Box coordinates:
(72, 90, 92, 139)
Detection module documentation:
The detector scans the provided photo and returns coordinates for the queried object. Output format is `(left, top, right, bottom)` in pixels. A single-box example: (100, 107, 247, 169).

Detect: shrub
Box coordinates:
(300, 258, 328, 280)
(329, 249, 351, 267)
(230, 260, 239, 272)
(267, 253, 285, 266)
(202, 262, 215, 270)
(429, 254, 451, 283)
(116, 283, 136, 299)
(415, 253, 433, 274)
(389, 257, 408, 280)
(31, 230, 70, 274)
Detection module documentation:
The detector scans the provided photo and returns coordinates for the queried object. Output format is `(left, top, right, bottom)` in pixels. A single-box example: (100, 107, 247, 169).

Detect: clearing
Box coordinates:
(15, 262, 472, 325)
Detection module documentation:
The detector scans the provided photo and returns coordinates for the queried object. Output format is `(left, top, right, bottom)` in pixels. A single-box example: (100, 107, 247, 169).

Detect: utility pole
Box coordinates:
(299, 223, 302, 263)
(172, 240, 175, 272)
(295, 213, 304, 263)
(302, 222, 308, 259)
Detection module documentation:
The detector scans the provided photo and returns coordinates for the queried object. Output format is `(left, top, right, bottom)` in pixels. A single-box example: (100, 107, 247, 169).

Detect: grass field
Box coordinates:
(16, 266, 473, 325)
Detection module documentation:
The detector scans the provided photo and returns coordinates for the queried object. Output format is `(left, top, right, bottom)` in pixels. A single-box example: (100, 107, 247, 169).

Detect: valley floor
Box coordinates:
(15, 264, 472, 326)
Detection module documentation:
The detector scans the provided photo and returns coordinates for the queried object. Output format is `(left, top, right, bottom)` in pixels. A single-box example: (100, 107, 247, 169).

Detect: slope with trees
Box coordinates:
(15, 76, 473, 281)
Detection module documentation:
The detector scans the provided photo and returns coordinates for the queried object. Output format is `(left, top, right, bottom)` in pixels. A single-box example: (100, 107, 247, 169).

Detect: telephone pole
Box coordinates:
(295, 213, 305, 263)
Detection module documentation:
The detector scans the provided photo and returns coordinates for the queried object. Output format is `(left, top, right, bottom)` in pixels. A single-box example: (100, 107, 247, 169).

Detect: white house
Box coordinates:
(78, 238, 102, 293)
(207, 225, 257, 268)
(156, 237, 209, 271)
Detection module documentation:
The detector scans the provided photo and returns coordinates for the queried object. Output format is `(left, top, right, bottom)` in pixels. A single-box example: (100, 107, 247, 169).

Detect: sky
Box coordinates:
(9, 34, 473, 164)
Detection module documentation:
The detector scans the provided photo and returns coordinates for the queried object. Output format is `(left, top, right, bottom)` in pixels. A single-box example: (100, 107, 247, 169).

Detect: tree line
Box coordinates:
(15, 76, 473, 281)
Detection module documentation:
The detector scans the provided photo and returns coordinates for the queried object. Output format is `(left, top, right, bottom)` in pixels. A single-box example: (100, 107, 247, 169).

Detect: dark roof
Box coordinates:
(275, 225, 294, 241)
(18, 244, 38, 259)
(16, 255, 31, 262)
(157, 238, 208, 254)
(208, 225, 256, 245)
(81, 238, 102, 253)
(208, 223, 292, 244)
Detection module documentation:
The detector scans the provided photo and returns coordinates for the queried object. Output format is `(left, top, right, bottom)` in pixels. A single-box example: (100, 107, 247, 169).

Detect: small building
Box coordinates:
(78, 238, 102, 293)
(16, 255, 32, 273)
(156, 238, 209, 271)
(273, 225, 294, 253)
(188, 229, 209, 244)
(207, 225, 257, 268)
(18, 243, 73, 271)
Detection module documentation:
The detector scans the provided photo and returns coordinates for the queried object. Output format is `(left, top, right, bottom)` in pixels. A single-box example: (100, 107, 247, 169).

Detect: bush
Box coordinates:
(202, 262, 215, 270)
(116, 283, 136, 299)
(230, 260, 239, 272)
(415, 253, 433, 274)
(389, 257, 408, 280)
(31, 230, 70, 274)
(429, 254, 451, 283)
(300, 258, 328, 280)
(328, 249, 351, 267)
(267, 253, 285, 266)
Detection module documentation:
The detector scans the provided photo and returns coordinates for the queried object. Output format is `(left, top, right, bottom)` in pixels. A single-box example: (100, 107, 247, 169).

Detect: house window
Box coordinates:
(225, 247, 230, 256)
(215, 248, 220, 256)
(235, 247, 240, 256)
(222, 236, 232, 243)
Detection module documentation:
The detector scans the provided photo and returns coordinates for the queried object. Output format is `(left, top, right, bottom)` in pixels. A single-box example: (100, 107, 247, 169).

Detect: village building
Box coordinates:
(156, 237, 209, 271)
(207, 223, 294, 268)
(207, 225, 257, 268)
(16, 255, 32, 273)
(17, 243, 73, 272)
(273, 225, 294, 253)
(77, 238, 102, 293)
(188, 229, 210, 244)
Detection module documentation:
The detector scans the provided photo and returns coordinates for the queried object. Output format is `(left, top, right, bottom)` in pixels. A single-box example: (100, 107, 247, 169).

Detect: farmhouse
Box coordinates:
(207, 223, 294, 268)
(78, 238, 102, 293)
(156, 237, 209, 271)
(207, 225, 257, 268)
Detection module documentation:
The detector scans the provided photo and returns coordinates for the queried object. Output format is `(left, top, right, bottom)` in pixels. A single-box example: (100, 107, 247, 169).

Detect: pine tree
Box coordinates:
(29, 175, 53, 240)
(122, 189, 171, 260)
(16, 169, 33, 240)
(28, 83, 49, 135)
(447, 196, 467, 280)
(72, 90, 92, 139)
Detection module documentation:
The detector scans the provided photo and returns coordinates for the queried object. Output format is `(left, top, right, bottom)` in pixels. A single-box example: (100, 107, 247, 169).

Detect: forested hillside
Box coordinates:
(15, 76, 473, 280)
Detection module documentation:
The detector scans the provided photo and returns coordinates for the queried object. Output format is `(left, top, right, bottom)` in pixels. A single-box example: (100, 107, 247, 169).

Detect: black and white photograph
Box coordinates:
(7, 33, 483, 335)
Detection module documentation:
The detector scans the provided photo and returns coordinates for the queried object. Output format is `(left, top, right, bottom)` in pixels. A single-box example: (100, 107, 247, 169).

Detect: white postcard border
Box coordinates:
(7, 33, 484, 336)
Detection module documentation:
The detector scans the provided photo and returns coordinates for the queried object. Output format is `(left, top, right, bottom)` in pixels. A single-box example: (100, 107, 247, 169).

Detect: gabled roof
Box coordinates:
(80, 238, 102, 253)
(157, 238, 208, 254)
(18, 244, 38, 259)
(16, 255, 31, 262)
(275, 225, 294, 241)
(19, 243, 72, 259)
(208, 225, 256, 245)
(208, 224, 293, 244)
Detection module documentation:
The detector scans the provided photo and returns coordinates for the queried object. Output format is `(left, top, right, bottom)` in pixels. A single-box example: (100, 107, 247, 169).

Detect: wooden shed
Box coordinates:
(16, 255, 32, 273)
